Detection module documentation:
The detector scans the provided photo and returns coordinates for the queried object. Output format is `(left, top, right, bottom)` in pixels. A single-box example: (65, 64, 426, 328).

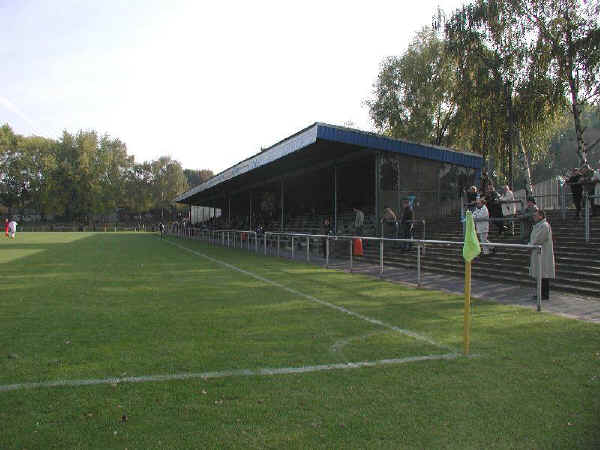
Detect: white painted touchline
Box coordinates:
(166, 239, 453, 351)
(0, 353, 463, 392)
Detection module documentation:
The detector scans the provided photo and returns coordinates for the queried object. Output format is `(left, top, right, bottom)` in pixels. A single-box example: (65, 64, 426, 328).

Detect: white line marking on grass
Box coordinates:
(0, 353, 462, 392)
(165, 239, 452, 351)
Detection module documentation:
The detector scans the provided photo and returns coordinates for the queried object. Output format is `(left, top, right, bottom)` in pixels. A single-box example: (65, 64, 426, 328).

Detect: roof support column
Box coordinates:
(333, 165, 338, 234)
(227, 196, 231, 227)
(280, 178, 285, 232)
(375, 152, 381, 234)
(249, 191, 253, 230)
(396, 156, 401, 219)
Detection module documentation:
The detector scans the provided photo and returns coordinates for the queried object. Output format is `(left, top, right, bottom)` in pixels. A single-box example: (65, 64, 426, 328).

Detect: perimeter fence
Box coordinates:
(169, 227, 545, 312)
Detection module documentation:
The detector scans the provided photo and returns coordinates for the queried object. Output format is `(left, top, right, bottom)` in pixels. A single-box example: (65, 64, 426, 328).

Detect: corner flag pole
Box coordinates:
(464, 260, 472, 355)
(462, 211, 481, 356)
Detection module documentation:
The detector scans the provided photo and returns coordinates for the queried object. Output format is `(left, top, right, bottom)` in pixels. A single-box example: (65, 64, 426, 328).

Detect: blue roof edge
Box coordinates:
(176, 122, 482, 202)
(315, 123, 482, 169)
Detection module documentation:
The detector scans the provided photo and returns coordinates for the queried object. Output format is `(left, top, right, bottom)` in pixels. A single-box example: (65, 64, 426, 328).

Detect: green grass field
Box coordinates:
(1, 232, 599, 449)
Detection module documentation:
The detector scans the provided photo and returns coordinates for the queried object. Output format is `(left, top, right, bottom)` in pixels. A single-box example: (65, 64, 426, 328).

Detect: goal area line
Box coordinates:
(0, 353, 469, 392)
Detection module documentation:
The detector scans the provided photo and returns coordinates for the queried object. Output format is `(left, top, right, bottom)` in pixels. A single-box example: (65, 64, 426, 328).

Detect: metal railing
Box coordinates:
(167, 227, 545, 312)
(379, 219, 426, 241)
(584, 193, 600, 242)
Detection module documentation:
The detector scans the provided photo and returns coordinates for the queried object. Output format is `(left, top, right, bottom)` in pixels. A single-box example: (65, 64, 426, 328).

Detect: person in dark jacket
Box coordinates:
(400, 198, 414, 250)
(320, 217, 334, 257)
(485, 185, 506, 236)
(520, 198, 539, 243)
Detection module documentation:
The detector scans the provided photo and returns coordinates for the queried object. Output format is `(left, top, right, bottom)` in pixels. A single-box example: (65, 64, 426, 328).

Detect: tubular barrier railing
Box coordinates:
(584, 193, 600, 242)
(379, 219, 426, 242)
(168, 227, 545, 312)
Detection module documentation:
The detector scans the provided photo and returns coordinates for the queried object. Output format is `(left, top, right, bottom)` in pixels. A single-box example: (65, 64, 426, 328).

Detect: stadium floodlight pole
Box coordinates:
(291, 236, 295, 259)
(277, 235, 281, 257)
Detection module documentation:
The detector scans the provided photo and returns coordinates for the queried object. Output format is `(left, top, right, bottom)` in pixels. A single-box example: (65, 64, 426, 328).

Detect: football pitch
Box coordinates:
(1, 232, 599, 449)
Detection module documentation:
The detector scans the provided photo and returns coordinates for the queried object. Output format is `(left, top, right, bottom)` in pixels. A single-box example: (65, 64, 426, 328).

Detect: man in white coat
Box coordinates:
(472, 197, 490, 255)
(500, 185, 516, 235)
(529, 209, 555, 300)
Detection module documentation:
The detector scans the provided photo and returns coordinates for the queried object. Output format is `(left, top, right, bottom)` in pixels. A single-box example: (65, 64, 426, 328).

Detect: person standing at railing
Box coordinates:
(472, 197, 490, 256)
(400, 198, 414, 251)
(353, 206, 365, 249)
(479, 168, 492, 196)
(320, 217, 333, 257)
(159, 222, 165, 239)
(529, 209, 555, 300)
(519, 198, 539, 243)
(485, 184, 506, 236)
(465, 186, 478, 212)
(567, 167, 584, 219)
(500, 185, 517, 236)
(353, 206, 365, 236)
(4, 218, 8, 238)
(381, 206, 399, 248)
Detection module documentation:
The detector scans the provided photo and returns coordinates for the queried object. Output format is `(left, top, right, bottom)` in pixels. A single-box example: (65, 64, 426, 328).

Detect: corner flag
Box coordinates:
(462, 211, 481, 262)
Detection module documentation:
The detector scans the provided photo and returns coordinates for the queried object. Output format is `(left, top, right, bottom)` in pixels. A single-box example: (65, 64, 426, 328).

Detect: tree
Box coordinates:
(184, 168, 214, 188)
(522, 0, 600, 166)
(95, 135, 133, 217)
(18, 135, 58, 220)
(444, 0, 565, 189)
(0, 124, 24, 213)
(367, 27, 462, 147)
(152, 156, 189, 219)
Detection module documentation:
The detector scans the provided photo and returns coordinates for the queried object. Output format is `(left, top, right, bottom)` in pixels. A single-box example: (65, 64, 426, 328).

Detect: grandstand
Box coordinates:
(175, 122, 482, 231)
(176, 123, 600, 298)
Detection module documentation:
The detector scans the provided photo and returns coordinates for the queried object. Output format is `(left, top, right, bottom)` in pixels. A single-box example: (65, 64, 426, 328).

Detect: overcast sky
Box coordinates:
(1, 0, 465, 174)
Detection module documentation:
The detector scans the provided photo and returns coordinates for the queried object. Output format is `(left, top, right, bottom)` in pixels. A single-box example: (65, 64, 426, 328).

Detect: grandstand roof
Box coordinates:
(175, 122, 482, 204)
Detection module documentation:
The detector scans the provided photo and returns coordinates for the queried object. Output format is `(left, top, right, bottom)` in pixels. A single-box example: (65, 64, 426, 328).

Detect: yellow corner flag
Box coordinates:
(462, 211, 479, 355)
(462, 211, 481, 262)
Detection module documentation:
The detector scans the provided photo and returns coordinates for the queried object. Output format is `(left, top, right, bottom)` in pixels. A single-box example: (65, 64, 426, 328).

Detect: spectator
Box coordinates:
(520, 197, 539, 243)
(567, 167, 583, 219)
(4, 218, 8, 238)
(353, 206, 366, 249)
(472, 197, 490, 256)
(381, 205, 399, 246)
(159, 222, 165, 239)
(400, 198, 414, 250)
(485, 184, 506, 236)
(529, 209, 555, 300)
(500, 185, 517, 235)
(320, 217, 334, 257)
(479, 168, 492, 195)
(465, 186, 478, 212)
(353, 206, 365, 236)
